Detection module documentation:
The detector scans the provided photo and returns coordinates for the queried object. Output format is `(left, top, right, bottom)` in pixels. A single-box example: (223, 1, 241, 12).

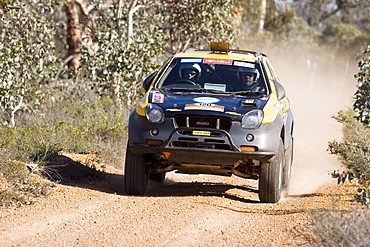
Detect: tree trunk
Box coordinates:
(257, 0, 266, 34)
(64, 0, 82, 69)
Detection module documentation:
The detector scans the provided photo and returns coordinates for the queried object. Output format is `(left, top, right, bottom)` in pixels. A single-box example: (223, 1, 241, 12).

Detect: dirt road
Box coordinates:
(0, 53, 357, 246)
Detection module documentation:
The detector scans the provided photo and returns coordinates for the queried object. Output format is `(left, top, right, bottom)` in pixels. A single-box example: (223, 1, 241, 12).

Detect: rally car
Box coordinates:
(125, 42, 294, 203)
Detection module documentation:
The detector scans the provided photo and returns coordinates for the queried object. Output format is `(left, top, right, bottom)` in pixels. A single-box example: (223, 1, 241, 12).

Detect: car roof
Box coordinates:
(174, 43, 267, 63)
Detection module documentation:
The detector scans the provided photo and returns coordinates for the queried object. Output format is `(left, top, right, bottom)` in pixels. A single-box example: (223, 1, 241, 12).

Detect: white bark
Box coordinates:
(257, 0, 267, 34)
(127, 1, 187, 43)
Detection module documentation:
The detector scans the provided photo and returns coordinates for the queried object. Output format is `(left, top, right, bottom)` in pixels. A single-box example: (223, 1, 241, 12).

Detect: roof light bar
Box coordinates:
(210, 42, 230, 53)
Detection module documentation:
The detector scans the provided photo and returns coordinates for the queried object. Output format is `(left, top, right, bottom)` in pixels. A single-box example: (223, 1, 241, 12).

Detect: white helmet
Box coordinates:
(179, 63, 202, 80)
(237, 67, 259, 81)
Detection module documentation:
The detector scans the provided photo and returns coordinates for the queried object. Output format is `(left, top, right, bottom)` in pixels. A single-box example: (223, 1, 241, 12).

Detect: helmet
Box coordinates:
(237, 67, 259, 81)
(179, 63, 202, 80)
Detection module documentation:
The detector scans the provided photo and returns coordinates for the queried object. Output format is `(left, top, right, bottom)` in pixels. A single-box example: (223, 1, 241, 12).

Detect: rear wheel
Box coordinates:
(258, 140, 284, 203)
(124, 146, 149, 195)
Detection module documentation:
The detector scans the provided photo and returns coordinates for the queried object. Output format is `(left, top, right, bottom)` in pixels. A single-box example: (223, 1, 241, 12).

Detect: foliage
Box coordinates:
(322, 23, 364, 55)
(329, 110, 370, 204)
(303, 208, 370, 247)
(80, 29, 164, 107)
(281, 15, 321, 48)
(0, 0, 61, 127)
(0, 159, 54, 208)
(328, 45, 370, 205)
(0, 97, 126, 166)
(353, 45, 370, 125)
(155, 0, 236, 53)
(77, 0, 237, 108)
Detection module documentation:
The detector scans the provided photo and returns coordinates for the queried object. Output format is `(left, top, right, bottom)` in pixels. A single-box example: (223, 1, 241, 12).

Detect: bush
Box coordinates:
(329, 110, 370, 203)
(0, 159, 54, 208)
(306, 208, 370, 247)
(0, 97, 127, 170)
(304, 46, 370, 246)
(353, 45, 370, 125)
(328, 45, 370, 204)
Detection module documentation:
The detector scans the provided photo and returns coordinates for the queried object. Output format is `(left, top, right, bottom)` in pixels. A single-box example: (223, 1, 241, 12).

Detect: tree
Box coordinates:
(257, 0, 267, 35)
(63, 0, 83, 69)
(77, 0, 237, 107)
(0, 0, 60, 127)
(353, 45, 370, 125)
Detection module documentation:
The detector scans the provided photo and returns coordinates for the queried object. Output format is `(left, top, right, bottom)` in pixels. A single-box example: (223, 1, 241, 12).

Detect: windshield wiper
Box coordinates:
(234, 90, 265, 96)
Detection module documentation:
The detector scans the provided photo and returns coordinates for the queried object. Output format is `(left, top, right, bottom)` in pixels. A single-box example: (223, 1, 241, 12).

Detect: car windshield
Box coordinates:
(156, 57, 268, 94)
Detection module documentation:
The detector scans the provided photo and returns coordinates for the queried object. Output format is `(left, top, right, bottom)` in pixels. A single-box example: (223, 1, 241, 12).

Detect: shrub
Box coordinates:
(353, 45, 370, 125)
(328, 110, 370, 204)
(306, 208, 370, 247)
(0, 159, 54, 208)
(328, 45, 370, 204)
(0, 96, 127, 175)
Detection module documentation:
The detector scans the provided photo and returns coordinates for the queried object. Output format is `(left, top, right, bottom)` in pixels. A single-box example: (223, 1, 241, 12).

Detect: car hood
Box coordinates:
(148, 89, 269, 120)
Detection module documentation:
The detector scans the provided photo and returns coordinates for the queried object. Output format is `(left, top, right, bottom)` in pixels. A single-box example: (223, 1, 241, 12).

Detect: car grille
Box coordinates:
(175, 116, 232, 131)
(170, 116, 233, 151)
(172, 135, 232, 150)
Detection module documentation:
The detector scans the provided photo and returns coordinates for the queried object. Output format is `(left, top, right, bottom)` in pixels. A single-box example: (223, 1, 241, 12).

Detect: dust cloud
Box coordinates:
(270, 49, 357, 195)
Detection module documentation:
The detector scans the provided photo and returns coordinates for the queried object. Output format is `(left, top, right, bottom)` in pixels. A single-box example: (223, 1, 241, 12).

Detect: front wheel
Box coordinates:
(124, 146, 149, 195)
(258, 140, 284, 203)
(283, 137, 294, 190)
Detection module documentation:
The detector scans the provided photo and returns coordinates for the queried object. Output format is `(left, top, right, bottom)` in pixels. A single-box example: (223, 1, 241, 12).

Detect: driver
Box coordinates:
(179, 63, 202, 82)
(236, 67, 264, 92)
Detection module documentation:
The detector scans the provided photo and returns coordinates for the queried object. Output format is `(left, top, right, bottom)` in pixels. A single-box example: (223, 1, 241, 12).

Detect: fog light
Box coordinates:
(246, 134, 254, 142)
(146, 140, 163, 146)
(151, 129, 159, 136)
(240, 146, 256, 152)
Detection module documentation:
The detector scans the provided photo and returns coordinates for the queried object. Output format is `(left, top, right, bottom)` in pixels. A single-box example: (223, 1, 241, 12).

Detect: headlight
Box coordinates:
(145, 103, 165, 123)
(241, 109, 263, 129)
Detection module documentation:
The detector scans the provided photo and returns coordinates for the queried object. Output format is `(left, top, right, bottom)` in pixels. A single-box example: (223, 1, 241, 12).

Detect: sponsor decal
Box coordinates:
(203, 58, 232, 65)
(234, 61, 255, 68)
(193, 97, 220, 104)
(226, 111, 241, 116)
(181, 58, 203, 63)
(152, 91, 164, 103)
(244, 99, 255, 103)
(184, 103, 224, 112)
(166, 109, 182, 112)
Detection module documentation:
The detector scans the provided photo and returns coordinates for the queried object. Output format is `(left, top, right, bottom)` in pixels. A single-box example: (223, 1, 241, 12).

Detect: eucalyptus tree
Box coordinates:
(0, 0, 60, 127)
(77, 0, 237, 108)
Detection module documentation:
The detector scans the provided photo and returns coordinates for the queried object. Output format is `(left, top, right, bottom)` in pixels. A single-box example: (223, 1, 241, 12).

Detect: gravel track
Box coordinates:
(0, 170, 358, 247)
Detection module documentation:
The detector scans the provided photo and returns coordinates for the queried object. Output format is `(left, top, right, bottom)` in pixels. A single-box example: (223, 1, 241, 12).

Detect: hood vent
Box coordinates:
(240, 102, 257, 108)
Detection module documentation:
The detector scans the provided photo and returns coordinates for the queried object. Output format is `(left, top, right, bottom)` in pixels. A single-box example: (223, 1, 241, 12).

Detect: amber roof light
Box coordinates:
(210, 42, 230, 53)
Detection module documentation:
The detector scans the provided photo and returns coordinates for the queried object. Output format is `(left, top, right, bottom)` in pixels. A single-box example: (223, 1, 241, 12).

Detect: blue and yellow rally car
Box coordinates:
(125, 42, 294, 203)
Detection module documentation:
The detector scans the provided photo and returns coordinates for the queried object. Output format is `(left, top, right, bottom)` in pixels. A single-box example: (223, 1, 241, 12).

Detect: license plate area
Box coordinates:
(192, 130, 211, 136)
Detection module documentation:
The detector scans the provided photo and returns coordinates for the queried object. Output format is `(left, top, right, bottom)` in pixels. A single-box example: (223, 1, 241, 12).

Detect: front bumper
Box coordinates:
(128, 110, 283, 165)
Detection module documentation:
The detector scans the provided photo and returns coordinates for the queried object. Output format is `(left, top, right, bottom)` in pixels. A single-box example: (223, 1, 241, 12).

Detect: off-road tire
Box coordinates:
(258, 139, 284, 203)
(282, 137, 294, 190)
(124, 146, 149, 195)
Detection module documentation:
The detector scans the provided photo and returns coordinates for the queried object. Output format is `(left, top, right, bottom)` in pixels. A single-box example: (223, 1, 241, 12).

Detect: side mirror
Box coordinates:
(142, 72, 157, 91)
(274, 80, 286, 101)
